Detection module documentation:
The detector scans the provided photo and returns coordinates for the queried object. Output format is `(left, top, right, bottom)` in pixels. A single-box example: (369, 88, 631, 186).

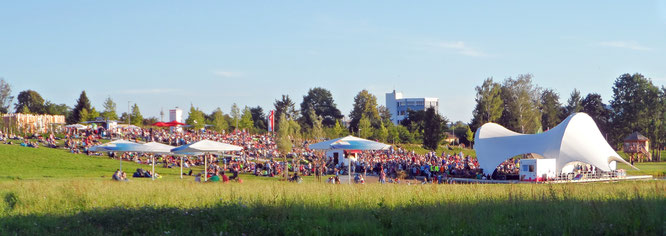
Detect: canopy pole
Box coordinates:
(180, 156, 183, 179)
(204, 154, 208, 182)
(119, 152, 122, 172)
(348, 156, 351, 184)
(152, 155, 155, 181)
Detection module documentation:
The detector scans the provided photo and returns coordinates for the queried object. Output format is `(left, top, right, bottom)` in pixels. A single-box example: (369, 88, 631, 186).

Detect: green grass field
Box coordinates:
(0, 144, 664, 235)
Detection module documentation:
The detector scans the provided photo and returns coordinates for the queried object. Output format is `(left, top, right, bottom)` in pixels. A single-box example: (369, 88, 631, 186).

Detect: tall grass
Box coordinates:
(0, 180, 663, 235)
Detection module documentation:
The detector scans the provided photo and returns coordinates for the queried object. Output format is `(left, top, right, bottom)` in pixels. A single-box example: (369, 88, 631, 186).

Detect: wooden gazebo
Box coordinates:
(623, 132, 650, 163)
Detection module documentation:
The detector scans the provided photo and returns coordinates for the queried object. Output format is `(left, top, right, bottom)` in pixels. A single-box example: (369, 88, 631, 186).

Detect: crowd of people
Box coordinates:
(1, 125, 521, 183)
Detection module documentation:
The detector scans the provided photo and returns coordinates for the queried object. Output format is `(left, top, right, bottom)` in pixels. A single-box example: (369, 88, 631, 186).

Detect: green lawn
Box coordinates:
(0, 143, 663, 235)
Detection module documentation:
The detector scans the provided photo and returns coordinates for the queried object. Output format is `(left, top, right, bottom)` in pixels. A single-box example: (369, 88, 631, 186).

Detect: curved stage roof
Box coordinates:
(473, 113, 636, 175)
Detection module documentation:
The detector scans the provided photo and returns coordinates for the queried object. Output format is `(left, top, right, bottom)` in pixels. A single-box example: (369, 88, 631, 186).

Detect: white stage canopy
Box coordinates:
(474, 113, 636, 175)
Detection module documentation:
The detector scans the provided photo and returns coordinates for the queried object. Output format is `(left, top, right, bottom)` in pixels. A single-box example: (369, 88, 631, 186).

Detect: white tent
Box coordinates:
(65, 124, 88, 130)
(474, 113, 636, 175)
(137, 142, 176, 180)
(171, 140, 243, 181)
(89, 139, 142, 172)
(309, 135, 390, 184)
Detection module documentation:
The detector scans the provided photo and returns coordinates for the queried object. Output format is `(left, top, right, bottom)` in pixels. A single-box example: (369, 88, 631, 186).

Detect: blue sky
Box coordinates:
(2, 1, 665, 122)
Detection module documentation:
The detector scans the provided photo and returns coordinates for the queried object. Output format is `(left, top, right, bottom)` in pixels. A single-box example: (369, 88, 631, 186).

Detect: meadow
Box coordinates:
(0, 144, 664, 235)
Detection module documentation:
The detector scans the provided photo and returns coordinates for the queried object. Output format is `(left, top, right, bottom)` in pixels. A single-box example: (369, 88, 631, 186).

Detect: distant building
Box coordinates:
(2, 113, 66, 133)
(385, 90, 439, 125)
(169, 108, 183, 123)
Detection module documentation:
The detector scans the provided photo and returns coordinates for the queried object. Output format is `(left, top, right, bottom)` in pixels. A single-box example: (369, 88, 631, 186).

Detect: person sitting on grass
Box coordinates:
(208, 171, 220, 182)
(112, 169, 121, 181)
(221, 171, 230, 183)
(195, 173, 202, 183)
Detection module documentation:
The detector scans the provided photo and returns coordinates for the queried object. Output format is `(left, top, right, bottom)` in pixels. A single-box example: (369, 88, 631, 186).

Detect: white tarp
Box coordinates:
(137, 142, 175, 154)
(89, 139, 142, 152)
(474, 112, 636, 175)
(308, 135, 391, 150)
(171, 139, 243, 154)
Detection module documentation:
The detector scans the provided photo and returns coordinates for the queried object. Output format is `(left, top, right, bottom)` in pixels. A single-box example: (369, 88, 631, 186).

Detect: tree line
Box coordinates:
(470, 73, 665, 154)
(2, 72, 660, 152)
(0, 80, 453, 150)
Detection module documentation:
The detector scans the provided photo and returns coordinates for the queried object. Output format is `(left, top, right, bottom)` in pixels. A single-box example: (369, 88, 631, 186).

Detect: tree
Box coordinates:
(358, 115, 373, 139)
(230, 103, 241, 130)
(307, 109, 325, 140)
(332, 120, 345, 138)
(349, 90, 381, 133)
(299, 87, 343, 127)
(239, 106, 254, 131)
(250, 106, 267, 131)
(142, 117, 159, 126)
(20, 105, 30, 114)
(540, 89, 561, 130)
(387, 125, 400, 144)
(499, 74, 542, 133)
(102, 96, 118, 120)
(396, 125, 414, 143)
(288, 119, 302, 141)
(377, 105, 392, 125)
(400, 109, 426, 134)
(581, 93, 610, 137)
(69, 91, 92, 124)
(78, 108, 89, 123)
(609, 73, 662, 147)
(88, 107, 100, 121)
(465, 126, 474, 147)
(276, 112, 292, 180)
(423, 107, 445, 150)
(274, 95, 298, 131)
(470, 78, 503, 131)
(563, 89, 583, 118)
(210, 108, 228, 132)
(130, 104, 143, 126)
(373, 121, 389, 142)
(14, 90, 45, 114)
(0, 78, 13, 113)
(186, 105, 205, 130)
(44, 101, 70, 116)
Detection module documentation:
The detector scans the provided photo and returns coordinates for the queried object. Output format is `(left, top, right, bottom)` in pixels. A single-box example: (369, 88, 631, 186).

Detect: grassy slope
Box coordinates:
(0, 144, 186, 180)
(0, 180, 663, 235)
(0, 143, 664, 235)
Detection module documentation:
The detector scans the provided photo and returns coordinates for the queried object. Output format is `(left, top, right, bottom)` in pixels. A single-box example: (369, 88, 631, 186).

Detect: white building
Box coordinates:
(385, 90, 439, 125)
(169, 108, 183, 123)
(519, 158, 557, 181)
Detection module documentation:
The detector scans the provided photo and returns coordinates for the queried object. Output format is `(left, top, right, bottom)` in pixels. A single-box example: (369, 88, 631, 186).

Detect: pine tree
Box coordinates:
(79, 108, 89, 123)
(211, 108, 228, 132)
(102, 96, 118, 120)
(230, 103, 241, 130)
(186, 105, 205, 130)
(358, 115, 373, 139)
(69, 91, 92, 124)
(130, 104, 143, 126)
(239, 106, 254, 131)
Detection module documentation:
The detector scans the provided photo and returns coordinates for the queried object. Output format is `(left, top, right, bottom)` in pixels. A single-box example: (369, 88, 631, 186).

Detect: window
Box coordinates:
(528, 165, 535, 172)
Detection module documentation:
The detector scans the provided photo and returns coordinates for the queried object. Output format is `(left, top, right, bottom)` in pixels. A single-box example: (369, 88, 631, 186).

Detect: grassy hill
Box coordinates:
(0, 144, 186, 180)
(0, 143, 663, 235)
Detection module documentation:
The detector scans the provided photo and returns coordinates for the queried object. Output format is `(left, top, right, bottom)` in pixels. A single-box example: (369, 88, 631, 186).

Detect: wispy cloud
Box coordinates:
(598, 41, 652, 51)
(212, 70, 244, 78)
(120, 88, 179, 94)
(427, 41, 490, 57)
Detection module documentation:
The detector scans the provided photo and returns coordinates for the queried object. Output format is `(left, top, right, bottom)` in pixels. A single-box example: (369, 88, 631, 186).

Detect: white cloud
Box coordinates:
(120, 88, 179, 94)
(598, 41, 652, 51)
(428, 41, 490, 57)
(213, 70, 244, 78)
